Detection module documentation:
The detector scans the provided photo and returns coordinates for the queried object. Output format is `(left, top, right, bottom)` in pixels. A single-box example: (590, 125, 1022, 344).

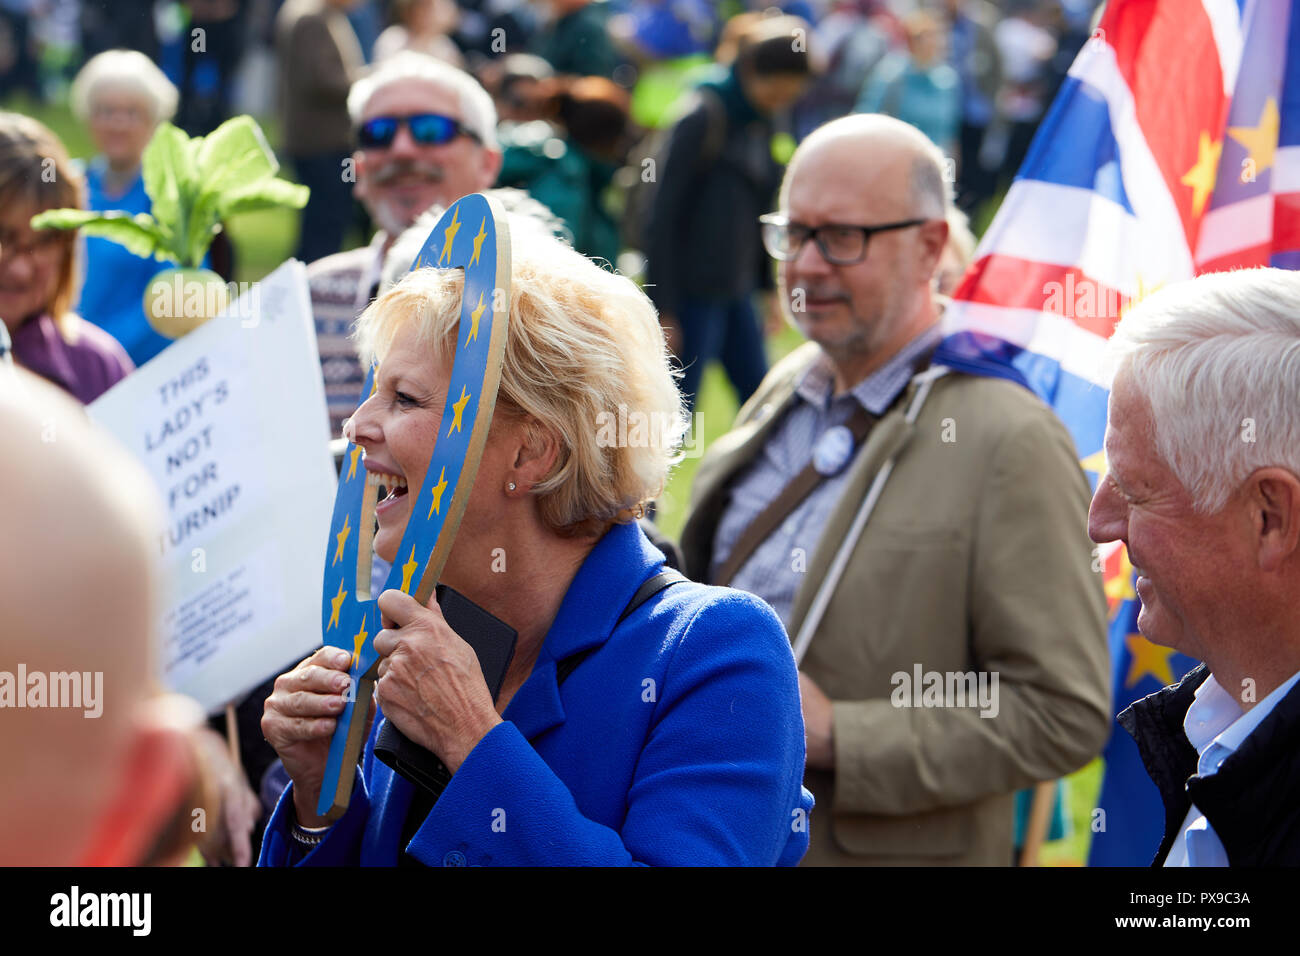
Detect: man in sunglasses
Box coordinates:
(681, 113, 1109, 866)
(310, 51, 503, 440)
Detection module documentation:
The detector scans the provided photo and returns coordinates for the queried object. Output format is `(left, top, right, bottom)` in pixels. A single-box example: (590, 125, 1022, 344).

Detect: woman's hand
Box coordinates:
(261, 647, 373, 828)
(373, 589, 502, 774)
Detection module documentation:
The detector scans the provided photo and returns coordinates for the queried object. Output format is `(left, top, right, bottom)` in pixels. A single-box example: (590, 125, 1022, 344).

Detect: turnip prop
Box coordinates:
(32, 115, 308, 339)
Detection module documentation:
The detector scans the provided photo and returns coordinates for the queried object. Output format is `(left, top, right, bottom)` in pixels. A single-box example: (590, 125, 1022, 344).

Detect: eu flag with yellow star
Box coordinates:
(930, 0, 1300, 864)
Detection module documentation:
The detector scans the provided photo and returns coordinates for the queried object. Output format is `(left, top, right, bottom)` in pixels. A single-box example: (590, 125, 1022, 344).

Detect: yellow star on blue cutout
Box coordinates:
(467, 292, 486, 347)
(470, 218, 487, 266)
(447, 385, 471, 436)
(333, 513, 351, 566)
(438, 205, 461, 265)
(351, 614, 369, 671)
(328, 579, 347, 631)
(428, 466, 448, 518)
(400, 546, 419, 593)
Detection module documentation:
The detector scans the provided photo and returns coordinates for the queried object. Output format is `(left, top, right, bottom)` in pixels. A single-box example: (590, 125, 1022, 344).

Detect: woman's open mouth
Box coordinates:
(368, 470, 409, 518)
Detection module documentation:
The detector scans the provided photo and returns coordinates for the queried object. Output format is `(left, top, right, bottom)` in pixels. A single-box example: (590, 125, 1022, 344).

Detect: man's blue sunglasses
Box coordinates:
(356, 113, 480, 149)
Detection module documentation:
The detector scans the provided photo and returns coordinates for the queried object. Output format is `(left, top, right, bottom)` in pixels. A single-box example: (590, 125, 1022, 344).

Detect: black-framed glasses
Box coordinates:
(759, 214, 928, 265)
(357, 113, 481, 149)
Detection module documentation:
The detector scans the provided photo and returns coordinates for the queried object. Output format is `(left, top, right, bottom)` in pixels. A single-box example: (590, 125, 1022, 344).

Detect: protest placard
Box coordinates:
(90, 260, 336, 712)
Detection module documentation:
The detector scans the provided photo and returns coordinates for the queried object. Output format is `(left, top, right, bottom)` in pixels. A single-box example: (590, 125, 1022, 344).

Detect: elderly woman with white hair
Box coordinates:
(70, 49, 183, 366)
(259, 226, 812, 866)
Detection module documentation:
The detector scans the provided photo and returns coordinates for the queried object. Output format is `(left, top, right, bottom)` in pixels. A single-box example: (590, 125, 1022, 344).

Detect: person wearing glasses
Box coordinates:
(680, 113, 1110, 865)
(0, 113, 132, 405)
(309, 51, 503, 440)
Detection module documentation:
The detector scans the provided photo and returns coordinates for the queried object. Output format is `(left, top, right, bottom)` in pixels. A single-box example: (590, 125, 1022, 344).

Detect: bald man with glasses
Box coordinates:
(680, 114, 1110, 866)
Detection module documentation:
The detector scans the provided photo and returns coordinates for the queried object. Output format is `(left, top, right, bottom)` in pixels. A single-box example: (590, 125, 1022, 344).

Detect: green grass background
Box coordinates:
(11, 93, 1102, 866)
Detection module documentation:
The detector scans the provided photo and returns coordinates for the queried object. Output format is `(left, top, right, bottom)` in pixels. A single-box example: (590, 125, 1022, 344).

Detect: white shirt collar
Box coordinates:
(1184, 668, 1300, 777)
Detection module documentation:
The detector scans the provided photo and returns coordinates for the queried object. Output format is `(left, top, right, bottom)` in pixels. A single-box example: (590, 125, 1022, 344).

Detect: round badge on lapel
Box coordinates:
(812, 424, 855, 477)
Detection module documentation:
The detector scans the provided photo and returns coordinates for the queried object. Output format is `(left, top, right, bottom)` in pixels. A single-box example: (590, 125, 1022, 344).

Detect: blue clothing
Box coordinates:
(676, 296, 768, 412)
(77, 158, 175, 367)
(856, 53, 961, 151)
(259, 519, 813, 866)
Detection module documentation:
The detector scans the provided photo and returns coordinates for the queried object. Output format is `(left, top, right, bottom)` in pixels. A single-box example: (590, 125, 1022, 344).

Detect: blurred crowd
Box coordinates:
(0, 0, 1101, 414)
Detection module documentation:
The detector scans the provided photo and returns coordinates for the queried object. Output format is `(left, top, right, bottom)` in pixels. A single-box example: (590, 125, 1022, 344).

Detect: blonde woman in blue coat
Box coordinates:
(259, 226, 811, 866)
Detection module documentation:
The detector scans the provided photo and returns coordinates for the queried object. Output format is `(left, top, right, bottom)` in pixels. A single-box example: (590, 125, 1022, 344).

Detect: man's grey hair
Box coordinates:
(779, 113, 951, 216)
(1107, 267, 1300, 513)
(347, 51, 499, 150)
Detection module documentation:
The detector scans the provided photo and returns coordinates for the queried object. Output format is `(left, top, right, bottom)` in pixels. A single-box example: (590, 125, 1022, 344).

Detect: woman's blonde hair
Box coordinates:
(355, 225, 688, 537)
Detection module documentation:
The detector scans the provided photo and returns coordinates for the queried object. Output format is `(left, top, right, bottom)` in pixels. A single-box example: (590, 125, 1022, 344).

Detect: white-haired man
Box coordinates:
(312, 51, 503, 438)
(680, 114, 1110, 865)
(1090, 267, 1300, 866)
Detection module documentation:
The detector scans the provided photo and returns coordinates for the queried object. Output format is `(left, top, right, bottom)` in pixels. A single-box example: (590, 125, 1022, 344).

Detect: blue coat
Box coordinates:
(259, 520, 813, 866)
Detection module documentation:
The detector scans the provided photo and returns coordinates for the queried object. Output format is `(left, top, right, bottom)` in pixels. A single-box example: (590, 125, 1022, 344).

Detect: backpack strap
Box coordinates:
(554, 569, 689, 686)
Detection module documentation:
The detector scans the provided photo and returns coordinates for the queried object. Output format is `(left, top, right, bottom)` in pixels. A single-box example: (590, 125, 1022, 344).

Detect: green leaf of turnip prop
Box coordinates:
(28, 114, 309, 273)
(141, 122, 193, 253)
(30, 209, 177, 263)
(218, 178, 310, 217)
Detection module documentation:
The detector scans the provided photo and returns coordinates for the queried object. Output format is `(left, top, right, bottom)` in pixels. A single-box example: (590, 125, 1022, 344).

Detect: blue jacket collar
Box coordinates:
(503, 520, 665, 739)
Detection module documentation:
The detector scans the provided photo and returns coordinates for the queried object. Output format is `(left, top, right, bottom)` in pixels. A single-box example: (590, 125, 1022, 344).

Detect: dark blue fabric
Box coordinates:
(292, 151, 355, 265)
(259, 520, 813, 866)
(677, 296, 769, 411)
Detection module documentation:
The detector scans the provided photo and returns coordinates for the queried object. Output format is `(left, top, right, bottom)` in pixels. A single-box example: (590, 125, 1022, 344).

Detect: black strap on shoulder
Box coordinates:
(554, 569, 688, 687)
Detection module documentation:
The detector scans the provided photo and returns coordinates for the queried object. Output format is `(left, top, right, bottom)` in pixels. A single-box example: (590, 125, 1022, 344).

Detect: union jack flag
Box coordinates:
(932, 0, 1300, 865)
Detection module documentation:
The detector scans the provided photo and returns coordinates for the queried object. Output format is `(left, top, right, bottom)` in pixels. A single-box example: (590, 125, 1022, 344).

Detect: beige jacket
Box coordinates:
(680, 343, 1111, 865)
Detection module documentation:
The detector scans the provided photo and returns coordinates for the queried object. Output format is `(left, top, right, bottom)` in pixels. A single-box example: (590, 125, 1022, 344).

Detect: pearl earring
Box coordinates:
(507, 481, 517, 492)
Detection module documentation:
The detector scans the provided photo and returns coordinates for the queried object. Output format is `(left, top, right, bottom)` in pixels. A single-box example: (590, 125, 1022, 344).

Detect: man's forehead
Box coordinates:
(786, 139, 910, 220)
(363, 79, 461, 120)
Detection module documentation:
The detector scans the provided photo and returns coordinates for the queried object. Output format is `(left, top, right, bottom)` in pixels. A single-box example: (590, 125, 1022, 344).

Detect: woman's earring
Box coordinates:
(507, 481, 517, 492)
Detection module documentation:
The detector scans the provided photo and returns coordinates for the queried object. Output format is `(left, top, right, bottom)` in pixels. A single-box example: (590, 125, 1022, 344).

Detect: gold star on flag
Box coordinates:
(333, 513, 351, 566)
(1228, 96, 1279, 175)
(438, 206, 461, 265)
(1080, 448, 1107, 480)
(328, 580, 347, 631)
(1119, 274, 1164, 322)
(448, 385, 471, 436)
(1180, 130, 1221, 218)
(1105, 547, 1137, 614)
(351, 614, 369, 671)
(428, 466, 448, 518)
(1124, 633, 1176, 688)
(347, 445, 362, 480)
(467, 292, 486, 346)
(401, 546, 419, 593)
(470, 218, 487, 266)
